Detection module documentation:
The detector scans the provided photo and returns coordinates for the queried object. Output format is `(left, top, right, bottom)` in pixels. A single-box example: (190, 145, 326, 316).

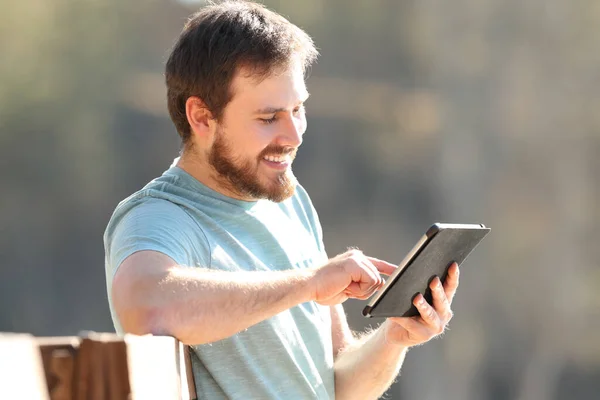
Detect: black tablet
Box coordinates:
(363, 223, 490, 318)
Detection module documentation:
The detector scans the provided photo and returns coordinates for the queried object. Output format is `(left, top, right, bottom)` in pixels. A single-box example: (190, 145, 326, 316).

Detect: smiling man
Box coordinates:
(104, 1, 459, 399)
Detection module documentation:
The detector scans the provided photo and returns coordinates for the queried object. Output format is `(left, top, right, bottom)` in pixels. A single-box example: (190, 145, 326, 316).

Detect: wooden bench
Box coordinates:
(0, 332, 197, 400)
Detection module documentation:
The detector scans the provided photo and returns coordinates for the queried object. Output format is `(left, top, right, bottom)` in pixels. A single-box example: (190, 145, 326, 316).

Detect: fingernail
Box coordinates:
(431, 278, 440, 290)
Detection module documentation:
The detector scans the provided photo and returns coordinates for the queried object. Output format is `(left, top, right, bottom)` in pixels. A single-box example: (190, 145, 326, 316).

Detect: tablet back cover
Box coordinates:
(367, 226, 490, 318)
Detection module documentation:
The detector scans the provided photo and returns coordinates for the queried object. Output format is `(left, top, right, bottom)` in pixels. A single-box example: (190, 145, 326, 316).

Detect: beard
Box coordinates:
(207, 127, 298, 202)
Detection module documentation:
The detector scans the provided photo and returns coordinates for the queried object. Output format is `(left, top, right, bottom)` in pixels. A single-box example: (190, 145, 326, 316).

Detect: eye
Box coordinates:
(293, 105, 305, 116)
(259, 115, 277, 124)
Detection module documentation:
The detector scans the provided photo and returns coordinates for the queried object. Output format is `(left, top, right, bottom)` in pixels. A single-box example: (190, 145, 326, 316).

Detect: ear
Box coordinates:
(185, 96, 215, 138)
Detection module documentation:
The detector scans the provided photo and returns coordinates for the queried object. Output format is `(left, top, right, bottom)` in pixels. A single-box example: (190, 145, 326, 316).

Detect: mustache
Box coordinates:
(258, 145, 296, 158)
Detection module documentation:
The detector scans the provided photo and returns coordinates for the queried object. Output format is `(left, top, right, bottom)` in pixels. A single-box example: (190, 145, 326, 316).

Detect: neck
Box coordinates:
(176, 149, 256, 202)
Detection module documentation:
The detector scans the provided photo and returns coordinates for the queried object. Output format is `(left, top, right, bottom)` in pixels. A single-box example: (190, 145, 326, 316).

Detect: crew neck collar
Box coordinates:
(165, 166, 262, 211)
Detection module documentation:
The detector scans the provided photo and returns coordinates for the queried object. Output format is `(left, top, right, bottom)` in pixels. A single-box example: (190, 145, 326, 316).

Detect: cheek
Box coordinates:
(244, 125, 276, 154)
(257, 124, 280, 143)
(235, 121, 268, 144)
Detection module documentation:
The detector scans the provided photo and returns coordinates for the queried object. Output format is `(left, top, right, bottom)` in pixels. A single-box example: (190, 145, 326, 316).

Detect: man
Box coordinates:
(104, 1, 458, 399)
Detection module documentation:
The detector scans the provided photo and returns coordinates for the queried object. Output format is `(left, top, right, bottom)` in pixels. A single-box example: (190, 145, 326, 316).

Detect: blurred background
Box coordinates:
(1, 0, 599, 399)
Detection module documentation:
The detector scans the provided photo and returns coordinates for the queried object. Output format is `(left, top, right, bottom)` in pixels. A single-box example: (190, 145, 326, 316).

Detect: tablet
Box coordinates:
(363, 223, 490, 318)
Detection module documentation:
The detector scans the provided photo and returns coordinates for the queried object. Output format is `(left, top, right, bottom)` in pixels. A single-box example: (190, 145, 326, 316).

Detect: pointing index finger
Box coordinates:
(367, 256, 397, 276)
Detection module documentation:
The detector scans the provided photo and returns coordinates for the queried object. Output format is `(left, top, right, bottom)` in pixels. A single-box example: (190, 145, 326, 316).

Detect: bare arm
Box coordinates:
(112, 249, 393, 345)
(331, 304, 408, 400)
(331, 263, 460, 400)
(113, 251, 314, 344)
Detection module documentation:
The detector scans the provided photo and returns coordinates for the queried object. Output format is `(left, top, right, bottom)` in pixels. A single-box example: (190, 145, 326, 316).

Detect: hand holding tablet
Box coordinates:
(363, 223, 490, 319)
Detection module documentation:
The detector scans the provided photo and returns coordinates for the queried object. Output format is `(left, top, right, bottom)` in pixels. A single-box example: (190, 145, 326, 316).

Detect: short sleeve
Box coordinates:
(104, 197, 211, 280)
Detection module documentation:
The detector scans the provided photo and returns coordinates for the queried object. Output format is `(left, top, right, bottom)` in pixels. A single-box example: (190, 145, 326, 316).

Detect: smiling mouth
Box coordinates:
(263, 154, 291, 163)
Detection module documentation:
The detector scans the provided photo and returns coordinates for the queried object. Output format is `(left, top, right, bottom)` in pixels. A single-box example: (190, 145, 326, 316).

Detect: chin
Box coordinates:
(265, 185, 296, 203)
(263, 178, 297, 203)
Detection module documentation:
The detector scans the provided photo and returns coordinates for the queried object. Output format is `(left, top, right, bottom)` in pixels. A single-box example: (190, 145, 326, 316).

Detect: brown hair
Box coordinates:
(165, 0, 318, 145)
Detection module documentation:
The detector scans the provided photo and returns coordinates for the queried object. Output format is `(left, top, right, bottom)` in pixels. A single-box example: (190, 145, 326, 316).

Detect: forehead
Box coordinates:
(228, 63, 308, 109)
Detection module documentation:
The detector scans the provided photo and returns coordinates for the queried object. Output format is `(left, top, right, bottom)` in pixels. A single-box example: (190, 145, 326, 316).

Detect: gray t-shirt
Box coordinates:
(104, 166, 335, 399)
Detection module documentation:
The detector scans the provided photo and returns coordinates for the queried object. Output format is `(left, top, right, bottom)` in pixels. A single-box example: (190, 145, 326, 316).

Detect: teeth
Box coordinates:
(264, 155, 288, 163)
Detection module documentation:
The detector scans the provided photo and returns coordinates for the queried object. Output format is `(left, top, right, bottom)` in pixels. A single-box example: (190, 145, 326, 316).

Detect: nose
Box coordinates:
(277, 114, 305, 148)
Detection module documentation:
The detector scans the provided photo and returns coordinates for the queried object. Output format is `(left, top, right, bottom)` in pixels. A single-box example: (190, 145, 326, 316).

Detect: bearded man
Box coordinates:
(104, 2, 459, 399)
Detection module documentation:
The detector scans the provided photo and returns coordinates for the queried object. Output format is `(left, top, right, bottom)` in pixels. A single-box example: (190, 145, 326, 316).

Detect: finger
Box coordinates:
(346, 257, 379, 291)
(430, 277, 453, 322)
(414, 293, 441, 328)
(358, 258, 384, 292)
(353, 292, 377, 300)
(443, 263, 460, 303)
(345, 282, 378, 299)
(358, 261, 381, 292)
(367, 257, 397, 276)
(352, 285, 378, 299)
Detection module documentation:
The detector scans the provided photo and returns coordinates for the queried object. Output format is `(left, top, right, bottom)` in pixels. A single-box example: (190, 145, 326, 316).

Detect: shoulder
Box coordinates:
(105, 167, 201, 236)
(106, 194, 193, 238)
(104, 192, 210, 270)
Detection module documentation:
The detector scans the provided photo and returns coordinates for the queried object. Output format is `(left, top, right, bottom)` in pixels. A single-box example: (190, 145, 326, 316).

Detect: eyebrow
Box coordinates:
(253, 93, 310, 115)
